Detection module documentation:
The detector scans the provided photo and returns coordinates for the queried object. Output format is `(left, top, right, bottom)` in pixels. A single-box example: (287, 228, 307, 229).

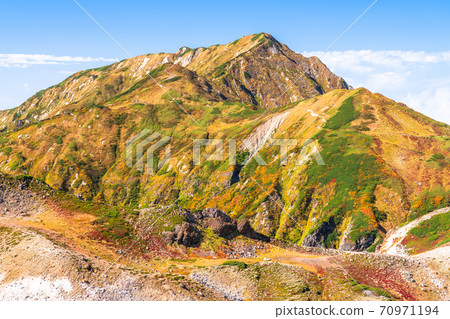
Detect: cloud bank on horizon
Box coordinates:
(303, 50, 450, 124)
(0, 54, 117, 68)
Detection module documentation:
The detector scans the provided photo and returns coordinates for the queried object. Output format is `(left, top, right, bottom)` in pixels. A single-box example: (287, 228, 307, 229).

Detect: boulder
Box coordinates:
(238, 219, 270, 242)
(174, 222, 201, 247)
(199, 208, 233, 222)
(237, 219, 258, 238)
(161, 231, 175, 245)
(163, 208, 268, 246)
(203, 218, 237, 237)
(162, 222, 201, 247)
(182, 209, 196, 223)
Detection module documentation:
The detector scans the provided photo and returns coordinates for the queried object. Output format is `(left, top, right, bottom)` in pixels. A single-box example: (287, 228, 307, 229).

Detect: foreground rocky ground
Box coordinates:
(0, 177, 448, 301)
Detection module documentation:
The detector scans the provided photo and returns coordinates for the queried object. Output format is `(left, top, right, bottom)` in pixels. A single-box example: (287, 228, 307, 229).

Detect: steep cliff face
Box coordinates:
(177, 33, 349, 107)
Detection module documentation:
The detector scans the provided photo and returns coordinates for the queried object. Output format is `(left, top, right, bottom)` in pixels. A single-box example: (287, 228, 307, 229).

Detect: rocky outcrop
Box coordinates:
(196, 208, 234, 222)
(236, 219, 266, 241)
(252, 190, 284, 237)
(0, 185, 44, 218)
(163, 208, 266, 246)
(196, 208, 237, 238)
(302, 218, 336, 248)
(242, 112, 289, 157)
(203, 218, 237, 237)
(162, 222, 201, 247)
(339, 233, 376, 252)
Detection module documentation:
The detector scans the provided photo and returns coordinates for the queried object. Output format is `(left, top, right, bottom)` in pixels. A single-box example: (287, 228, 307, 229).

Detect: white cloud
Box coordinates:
(366, 71, 409, 91)
(0, 54, 117, 68)
(303, 50, 450, 71)
(402, 86, 450, 124)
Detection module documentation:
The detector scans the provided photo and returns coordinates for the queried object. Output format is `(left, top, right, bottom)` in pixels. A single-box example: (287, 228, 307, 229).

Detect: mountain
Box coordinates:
(0, 33, 348, 130)
(0, 33, 448, 301)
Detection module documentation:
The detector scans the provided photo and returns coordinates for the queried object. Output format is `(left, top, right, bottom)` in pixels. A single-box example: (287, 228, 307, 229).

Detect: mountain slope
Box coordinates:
(0, 84, 448, 252)
(0, 173, 447, 301)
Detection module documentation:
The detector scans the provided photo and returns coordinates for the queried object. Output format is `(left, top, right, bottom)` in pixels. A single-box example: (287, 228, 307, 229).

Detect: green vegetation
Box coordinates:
(426, 153, 448, 168)
(410, 186, 450, 220)
(350, 279, 392, 300)
(113, 113, 128, 125)
(54, 135, 63, 145)
(1, 146, 12, 155)
(349, 212, 377, 242)
(258, 37, 267, 44)
(251, 33, 263, 41)
(148, 64, 166, 78)
(35, 90, 46, 99)
(10, 153, 26, 171)
(214, 63, 227, 78)
(304, 130, 384, 229)
(162, 89, 182, 102)
(222, 260, 248, 269)
(200, 227, 225, 251)
(367, 235, 383, 252)
(94, 64, 112, 72)
(405, 213, 450, 253)
(324, 96, 359, 130)
(410, 213, 450, 238)
(228, 106, 262, 118)
(235, 150, 250, 165)
(162, 76, 182, 84)
(68, 141, 78, 151)
(283, 96, 390, 247)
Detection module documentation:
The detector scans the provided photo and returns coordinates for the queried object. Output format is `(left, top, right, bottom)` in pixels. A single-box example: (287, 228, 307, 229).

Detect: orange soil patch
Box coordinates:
(261, 248, 336, 275)
(0, 207, 120, 261)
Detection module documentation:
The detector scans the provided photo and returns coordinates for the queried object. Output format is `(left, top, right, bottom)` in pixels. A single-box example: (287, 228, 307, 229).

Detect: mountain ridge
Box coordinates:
(0, 33, 348, 130)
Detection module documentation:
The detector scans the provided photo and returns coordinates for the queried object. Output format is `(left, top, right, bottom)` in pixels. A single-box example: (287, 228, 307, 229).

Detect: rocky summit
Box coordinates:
(0, 33, 448, 301)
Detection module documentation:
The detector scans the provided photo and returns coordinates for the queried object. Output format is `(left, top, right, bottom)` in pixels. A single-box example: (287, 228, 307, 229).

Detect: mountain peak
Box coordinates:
(227, 32, 281, 48)
(251, 32, 279, 42)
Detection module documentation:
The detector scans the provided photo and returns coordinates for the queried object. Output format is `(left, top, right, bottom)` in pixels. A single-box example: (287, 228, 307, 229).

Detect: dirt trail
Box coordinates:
(379, 207, 450, 256)
(273, 255, 335, 274)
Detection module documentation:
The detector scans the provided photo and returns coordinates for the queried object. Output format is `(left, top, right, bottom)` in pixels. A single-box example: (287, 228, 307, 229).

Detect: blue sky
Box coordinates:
(1, 0, 450, 123)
